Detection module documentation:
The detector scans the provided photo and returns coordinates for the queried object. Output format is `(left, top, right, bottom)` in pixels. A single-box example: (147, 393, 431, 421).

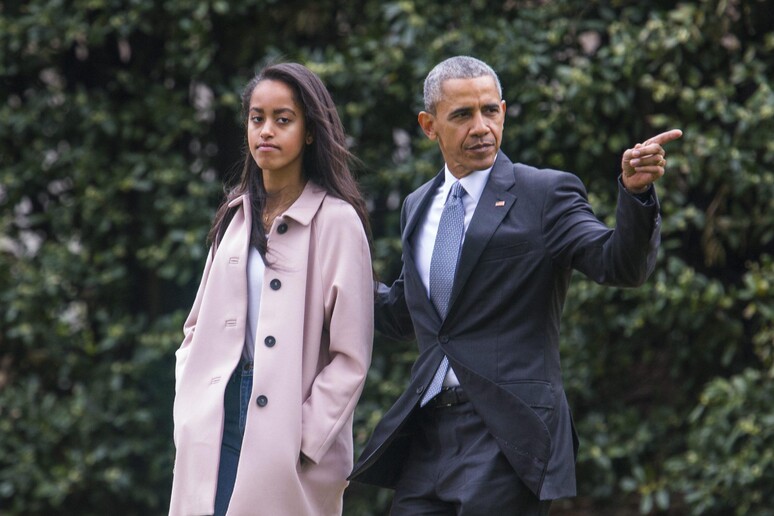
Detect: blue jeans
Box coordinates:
(213, 360, 253, 516)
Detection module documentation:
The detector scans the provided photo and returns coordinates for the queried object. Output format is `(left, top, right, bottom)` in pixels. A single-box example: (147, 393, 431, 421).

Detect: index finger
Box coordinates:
(643, 129, 683, 146)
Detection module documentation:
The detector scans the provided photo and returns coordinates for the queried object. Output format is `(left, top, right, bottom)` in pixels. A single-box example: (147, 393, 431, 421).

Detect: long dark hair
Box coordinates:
(207, 62, 372, 259)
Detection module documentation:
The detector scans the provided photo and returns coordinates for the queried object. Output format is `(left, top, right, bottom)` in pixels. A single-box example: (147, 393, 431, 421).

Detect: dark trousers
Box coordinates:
(390, 397, 551, 516)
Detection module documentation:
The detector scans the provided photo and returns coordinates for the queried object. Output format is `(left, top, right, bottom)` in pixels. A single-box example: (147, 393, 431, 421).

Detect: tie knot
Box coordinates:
(449, 181, 464, 201)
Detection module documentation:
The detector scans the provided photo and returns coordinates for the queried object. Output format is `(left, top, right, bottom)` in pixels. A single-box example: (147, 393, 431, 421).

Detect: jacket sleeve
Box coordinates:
(543, 171, 661, 287)
(300, 203, 374, 464)
(174, 248, 214, 395)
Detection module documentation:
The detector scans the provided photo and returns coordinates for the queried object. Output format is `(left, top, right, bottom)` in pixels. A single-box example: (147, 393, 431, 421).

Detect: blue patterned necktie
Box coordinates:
(420, 181, 466, 406)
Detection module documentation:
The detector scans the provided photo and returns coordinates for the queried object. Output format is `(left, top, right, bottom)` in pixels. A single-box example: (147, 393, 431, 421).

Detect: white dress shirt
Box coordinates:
(411, 162, 493, 386)
(243, 245, 266, 361)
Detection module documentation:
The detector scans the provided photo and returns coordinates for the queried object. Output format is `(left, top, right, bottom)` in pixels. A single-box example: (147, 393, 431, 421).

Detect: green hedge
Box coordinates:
(1, 1, 772, 514)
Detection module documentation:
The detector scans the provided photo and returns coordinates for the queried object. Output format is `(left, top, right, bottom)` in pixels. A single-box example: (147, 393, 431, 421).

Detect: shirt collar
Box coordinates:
(442, 159, 494, 204)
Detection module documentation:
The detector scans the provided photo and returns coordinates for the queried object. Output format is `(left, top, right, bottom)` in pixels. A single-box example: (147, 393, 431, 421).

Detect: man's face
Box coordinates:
(418, 75, 505, 178)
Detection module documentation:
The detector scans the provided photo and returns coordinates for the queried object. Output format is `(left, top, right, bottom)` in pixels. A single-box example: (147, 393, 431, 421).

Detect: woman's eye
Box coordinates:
(251, 116, 263, 123)
(277, 117, 290, 124)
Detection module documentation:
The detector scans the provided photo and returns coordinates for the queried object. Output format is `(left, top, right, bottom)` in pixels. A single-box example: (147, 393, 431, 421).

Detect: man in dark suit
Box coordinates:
(350, 56, 682, 514)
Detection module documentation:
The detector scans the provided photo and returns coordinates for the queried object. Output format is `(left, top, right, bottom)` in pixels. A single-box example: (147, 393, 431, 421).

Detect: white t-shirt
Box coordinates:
(243, 245, 266, 361)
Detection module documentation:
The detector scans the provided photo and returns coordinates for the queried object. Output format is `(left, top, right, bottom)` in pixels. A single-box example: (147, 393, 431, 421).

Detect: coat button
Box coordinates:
(270, 279, 281, 290)
(416, 385, 425, 395)
(256, 395, 268, 407)
(264, 335, 276, 347)
(277, 223, 288, 234)
(439, 335, 449, 344)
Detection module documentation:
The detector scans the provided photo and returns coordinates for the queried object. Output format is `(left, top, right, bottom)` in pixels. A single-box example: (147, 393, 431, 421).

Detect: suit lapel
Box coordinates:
(402, 172, 444, 272)
(448, 152, 517, 313)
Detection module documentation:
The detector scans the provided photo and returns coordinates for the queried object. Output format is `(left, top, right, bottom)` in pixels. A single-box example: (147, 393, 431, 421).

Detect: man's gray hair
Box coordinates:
(423, 56, 502, 113)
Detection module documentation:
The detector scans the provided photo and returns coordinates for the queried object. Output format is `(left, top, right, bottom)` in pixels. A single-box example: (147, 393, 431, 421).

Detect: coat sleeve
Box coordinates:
(543, 171, 661, 286)
(300, 203, 374, 464)
(174, 248, 214, 396)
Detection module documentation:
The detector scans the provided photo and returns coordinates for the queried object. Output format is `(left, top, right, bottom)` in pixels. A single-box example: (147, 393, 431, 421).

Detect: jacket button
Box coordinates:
(277, 223, 288, 234)
(270, 279, 281, 290)
(256, 395, 268, 407)
(416, 385, 425, 395)
(264, 335, 276, 347)
(439, 335, 449, 344)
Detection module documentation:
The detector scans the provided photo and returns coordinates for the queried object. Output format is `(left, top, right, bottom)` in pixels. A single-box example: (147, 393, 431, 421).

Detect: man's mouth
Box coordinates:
(466, 141, 494, 151)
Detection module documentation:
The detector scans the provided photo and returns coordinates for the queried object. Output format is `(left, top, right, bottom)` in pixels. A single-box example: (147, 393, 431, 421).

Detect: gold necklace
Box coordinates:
(262, 182, 306, 227)
(263, 201, 293, 224)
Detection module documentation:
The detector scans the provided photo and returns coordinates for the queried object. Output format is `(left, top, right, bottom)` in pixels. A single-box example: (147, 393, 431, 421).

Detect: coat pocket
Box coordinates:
(479, 241, 531, 262)
(498, 380, 555, 412)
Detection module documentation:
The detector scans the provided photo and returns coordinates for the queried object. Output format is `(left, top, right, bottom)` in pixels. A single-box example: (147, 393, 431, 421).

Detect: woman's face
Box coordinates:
(247, 79, 310, 180)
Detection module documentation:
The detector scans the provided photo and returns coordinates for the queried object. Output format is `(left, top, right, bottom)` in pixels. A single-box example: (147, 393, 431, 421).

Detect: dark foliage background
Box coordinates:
(1, 1, 772, 514)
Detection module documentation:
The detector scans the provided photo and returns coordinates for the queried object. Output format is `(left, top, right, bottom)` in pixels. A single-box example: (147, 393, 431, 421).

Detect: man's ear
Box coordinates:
(418, 111, 436, 140)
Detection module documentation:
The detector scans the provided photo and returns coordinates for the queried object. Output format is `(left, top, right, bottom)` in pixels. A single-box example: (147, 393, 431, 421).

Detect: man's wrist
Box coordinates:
(620, 173, 649, 194)
(619, 175, 654, 203)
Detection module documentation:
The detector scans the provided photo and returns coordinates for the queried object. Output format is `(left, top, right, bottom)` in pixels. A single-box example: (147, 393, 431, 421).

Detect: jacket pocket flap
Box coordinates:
(479, 241, 531, 262)
(499, 380, 555, 410)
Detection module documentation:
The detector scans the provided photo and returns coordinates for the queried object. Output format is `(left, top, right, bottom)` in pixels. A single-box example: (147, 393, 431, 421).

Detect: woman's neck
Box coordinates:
(263, 164, 305, 197)
(261, 172, 307, 229)
(264, 178, 306, 207)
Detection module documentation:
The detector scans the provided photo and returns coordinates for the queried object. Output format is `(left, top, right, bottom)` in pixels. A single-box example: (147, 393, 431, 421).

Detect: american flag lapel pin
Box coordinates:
(495, 200, 505, 207)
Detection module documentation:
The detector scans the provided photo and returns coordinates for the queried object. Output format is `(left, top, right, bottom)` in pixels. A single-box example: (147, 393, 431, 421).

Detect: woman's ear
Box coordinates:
(306, 133, 313, 145)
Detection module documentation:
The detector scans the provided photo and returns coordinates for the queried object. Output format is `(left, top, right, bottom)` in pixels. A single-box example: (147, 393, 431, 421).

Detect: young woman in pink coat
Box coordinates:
(169, 63, 374, 516)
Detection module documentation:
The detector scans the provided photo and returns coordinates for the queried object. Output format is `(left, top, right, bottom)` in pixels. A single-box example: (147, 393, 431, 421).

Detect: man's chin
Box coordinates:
(467, 153, 497, 170)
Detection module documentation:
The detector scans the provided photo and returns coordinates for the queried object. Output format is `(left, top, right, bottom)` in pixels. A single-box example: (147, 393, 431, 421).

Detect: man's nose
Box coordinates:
(470, 112, 489, 135)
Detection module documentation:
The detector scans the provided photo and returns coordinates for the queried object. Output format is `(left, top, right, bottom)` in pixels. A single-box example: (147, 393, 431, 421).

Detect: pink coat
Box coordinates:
(169, 182, 373, 515)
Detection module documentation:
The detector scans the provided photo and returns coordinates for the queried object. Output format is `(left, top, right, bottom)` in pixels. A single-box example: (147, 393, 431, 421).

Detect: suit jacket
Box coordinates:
(170, 182, 373, 515)
(350, 151, 660, 500)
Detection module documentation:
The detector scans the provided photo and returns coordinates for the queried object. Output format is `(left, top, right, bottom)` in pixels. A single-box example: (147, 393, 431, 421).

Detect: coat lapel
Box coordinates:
(447, 152, 517, 314)
(401, 172, 444, 272)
